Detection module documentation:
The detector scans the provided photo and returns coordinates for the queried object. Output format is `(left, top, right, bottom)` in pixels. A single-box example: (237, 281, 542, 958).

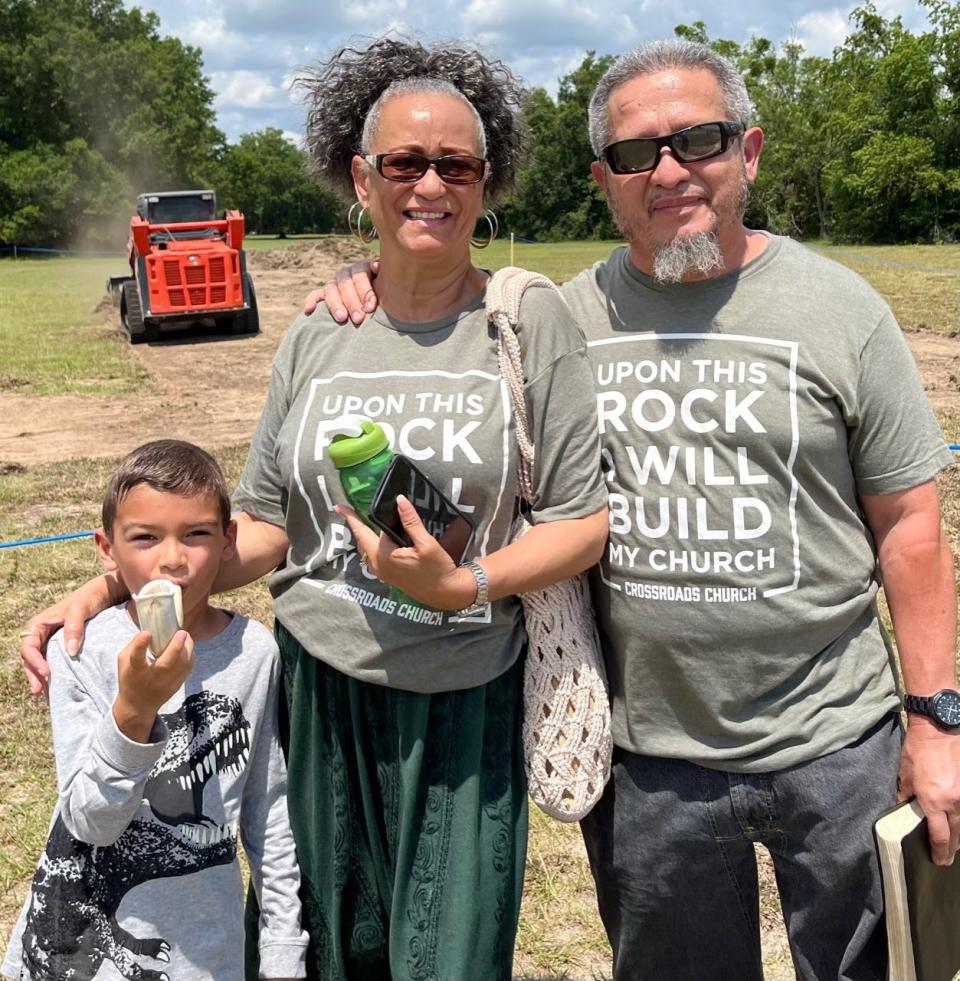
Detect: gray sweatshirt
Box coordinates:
(2, 605, 307, 980)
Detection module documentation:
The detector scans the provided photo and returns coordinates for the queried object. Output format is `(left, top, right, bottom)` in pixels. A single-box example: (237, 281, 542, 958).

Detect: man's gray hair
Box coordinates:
(588, 40, 753, 155)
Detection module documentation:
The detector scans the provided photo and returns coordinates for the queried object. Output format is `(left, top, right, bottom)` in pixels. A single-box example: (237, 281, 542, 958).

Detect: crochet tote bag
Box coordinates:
(486, 266, 612, 822)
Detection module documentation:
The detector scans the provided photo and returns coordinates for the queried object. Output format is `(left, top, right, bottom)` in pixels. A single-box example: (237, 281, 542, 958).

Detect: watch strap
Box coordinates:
(902, 689, 960, 729)
(457, 560, 489, 615)
(902, 693, 934, 717)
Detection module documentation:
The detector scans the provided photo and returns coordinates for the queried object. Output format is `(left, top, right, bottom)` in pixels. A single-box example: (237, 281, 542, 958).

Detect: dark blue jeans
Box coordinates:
(580, 715, 902, 981)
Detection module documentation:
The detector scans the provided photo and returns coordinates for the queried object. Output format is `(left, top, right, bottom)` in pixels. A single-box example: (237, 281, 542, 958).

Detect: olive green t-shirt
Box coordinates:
(235, 283, 607, 693)
(562, 234, 954, 770)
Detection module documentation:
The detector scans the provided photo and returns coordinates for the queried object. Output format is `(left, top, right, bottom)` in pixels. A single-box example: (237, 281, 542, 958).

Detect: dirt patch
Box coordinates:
(1, 244, 959, 468)
(0, 241, 369, 468)
(908, 329, 960, 411)
(246, 238, 370, 271)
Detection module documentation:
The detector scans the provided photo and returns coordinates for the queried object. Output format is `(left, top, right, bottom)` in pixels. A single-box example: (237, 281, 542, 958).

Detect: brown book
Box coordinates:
(874, 799, 960, 981)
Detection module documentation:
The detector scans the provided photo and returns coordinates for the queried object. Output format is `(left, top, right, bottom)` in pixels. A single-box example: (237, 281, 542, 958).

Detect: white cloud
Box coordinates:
(211, 70, 287, 109)
(794, 9, 850, 56)
(874, 0, 931, 31)
(124, 0, 937, 143)
(339, 0, 410, 27)
(462, 0, 642, 51)
(177, 13, 230, 49)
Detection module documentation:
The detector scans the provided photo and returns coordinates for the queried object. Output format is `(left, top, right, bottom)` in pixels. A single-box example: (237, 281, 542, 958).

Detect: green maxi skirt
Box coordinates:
(245, 621, 528, 981)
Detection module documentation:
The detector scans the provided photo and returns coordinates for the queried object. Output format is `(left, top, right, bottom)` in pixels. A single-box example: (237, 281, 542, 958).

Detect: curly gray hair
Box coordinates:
(588, 40, 753, 156)
(297, 36, 526, 201)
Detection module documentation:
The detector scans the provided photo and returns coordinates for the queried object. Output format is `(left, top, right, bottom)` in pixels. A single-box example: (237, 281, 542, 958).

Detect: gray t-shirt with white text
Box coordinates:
(235, 284, 607, 692)
(562, 234, 953, 770)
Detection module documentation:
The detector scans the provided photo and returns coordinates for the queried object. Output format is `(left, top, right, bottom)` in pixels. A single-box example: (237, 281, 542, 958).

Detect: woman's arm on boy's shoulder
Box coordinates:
(239, 645, 308, 979)
(19, 571, 128, 694)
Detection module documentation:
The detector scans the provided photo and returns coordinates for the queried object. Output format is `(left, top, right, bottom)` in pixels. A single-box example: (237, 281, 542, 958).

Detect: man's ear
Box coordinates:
(222, 519, 238, 563)
(590, 159, 609, 195)
(95, 529, 118, 572)
(352, 154, 371, 206)
(742, 126, 764, 183)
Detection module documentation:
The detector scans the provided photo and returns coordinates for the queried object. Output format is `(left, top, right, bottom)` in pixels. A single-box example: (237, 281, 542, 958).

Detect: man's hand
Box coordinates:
(303, 258, 379, 323)
(898, 720, 960, 864)
(862, 481, 959, 864)
(112, 629, 194, 743)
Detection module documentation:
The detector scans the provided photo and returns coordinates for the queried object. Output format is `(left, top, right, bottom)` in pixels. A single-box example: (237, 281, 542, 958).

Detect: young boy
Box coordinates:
(2, 440, 307, 981)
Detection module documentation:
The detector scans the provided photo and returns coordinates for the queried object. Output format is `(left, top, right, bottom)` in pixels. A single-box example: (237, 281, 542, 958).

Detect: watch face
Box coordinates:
(933, 690, 960, 727)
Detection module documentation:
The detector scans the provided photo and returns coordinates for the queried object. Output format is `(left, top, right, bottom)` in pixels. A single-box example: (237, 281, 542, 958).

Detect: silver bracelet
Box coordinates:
(457, 559, 489, 615)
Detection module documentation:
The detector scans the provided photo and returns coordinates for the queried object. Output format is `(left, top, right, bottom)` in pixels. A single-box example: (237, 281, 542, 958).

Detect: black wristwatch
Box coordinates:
(902, 689, 960, 730)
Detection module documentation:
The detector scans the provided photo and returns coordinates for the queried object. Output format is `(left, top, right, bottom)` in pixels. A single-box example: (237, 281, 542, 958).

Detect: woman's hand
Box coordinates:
(337, 496, 476, 611)
(19, 572, 128, 696)
(304, 259, 380, 323)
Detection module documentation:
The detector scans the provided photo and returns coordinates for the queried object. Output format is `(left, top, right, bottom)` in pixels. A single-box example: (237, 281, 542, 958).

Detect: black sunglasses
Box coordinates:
(364, 151, 489, 185)
(602, 121, 745, 174)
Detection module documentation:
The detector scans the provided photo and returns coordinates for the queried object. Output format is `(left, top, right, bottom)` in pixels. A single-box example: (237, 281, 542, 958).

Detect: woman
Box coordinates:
(20, 37, 608, 981)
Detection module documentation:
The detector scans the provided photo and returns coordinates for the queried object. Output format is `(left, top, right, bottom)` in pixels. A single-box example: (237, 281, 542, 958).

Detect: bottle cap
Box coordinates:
(328, 419, 389, 469)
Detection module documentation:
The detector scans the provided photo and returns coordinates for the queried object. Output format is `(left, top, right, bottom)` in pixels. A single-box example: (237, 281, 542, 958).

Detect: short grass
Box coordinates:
(477, 239, 960, 334)
(475, 239, 625, 285)
(0, 257, 147, 396)
(811, 243, 960, 334)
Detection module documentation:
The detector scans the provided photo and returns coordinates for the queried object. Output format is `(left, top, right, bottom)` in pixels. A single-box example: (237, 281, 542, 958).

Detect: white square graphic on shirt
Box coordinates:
(588, 333, 801, 599)
(289, 369, 512, 622)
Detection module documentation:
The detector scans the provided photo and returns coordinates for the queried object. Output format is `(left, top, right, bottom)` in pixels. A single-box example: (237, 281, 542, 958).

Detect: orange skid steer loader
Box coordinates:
(108, 190, 259, 343)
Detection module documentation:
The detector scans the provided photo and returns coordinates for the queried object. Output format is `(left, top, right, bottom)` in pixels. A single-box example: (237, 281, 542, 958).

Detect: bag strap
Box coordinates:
(486, 266, 559, 502)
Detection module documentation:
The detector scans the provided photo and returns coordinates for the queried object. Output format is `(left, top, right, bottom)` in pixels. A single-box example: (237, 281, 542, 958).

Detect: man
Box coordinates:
(560, 41, 960, 981)
(22, 38, 960, 981)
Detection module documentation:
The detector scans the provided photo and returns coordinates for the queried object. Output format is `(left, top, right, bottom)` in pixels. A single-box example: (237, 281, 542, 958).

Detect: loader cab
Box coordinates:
(137, 191, 219, 243)
(137, 190, 217, 224)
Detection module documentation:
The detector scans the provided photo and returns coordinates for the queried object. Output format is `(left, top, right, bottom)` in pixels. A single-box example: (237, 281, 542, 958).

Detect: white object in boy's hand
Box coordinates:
(134, 580, 184, 659)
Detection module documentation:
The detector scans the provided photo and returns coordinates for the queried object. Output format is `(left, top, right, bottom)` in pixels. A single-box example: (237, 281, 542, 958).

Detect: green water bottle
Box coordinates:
(328, 419, 394, 529)
(328, 419, 413, 606)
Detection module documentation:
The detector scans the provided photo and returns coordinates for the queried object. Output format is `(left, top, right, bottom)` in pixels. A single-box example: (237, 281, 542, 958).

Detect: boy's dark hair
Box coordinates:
(102, 440, 231, 537)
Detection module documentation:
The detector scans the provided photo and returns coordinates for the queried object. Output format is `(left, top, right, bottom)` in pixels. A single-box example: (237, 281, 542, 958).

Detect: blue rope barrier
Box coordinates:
(1, 530, 95, 551)
(0, 245, 125, 258)
(6, 448, 960, 552)
(1, 511, 244, 550)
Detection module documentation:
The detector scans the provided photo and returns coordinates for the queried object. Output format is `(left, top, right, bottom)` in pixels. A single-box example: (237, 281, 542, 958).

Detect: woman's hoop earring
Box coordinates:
(471, 210, 498, 249)
(347, 201, 378, 245)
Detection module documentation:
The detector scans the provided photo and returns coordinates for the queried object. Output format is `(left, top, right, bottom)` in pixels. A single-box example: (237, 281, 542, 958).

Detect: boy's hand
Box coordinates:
(113, 629, 194, 743)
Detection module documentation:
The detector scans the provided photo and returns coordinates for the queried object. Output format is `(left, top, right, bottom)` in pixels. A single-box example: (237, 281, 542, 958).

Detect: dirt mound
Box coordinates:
(247, 237, 372, 271)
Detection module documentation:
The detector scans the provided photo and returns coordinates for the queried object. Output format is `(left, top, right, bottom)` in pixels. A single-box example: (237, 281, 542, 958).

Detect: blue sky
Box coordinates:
(126, 0, 933, 144)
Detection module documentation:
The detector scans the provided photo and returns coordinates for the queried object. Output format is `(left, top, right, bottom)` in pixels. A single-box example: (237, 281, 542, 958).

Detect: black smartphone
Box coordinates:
(369, 455, 476, 564)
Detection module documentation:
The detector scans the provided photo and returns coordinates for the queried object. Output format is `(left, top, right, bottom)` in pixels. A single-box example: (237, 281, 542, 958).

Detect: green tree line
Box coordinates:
(2, 0, 959, 247)
(502, 2, 960, 243)
(0, 0, 342, 246)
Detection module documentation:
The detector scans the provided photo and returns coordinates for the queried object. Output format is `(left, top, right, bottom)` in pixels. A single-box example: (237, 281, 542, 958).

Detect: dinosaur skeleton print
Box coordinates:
(18, 691, 250, 980)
